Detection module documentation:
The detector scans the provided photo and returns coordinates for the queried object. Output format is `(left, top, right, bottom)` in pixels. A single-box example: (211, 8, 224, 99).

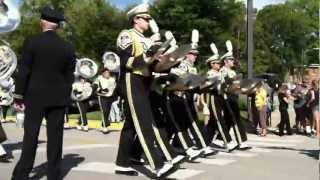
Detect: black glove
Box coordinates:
(146, 44, 162, 57)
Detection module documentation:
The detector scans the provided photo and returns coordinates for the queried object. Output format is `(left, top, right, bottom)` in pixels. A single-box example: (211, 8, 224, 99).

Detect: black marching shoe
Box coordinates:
(0, 154, 13, 163)
(156, 162, 176, 178)
(171, 155, 187, 165)
(237, 142, 252, 151)
(201, 147, 218, 158)
(130, 157, 147, 166)
(115, 166, 139, 176)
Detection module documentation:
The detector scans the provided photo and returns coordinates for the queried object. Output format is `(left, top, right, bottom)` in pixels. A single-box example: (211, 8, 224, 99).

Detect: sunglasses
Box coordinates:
(139, 16, 152, 22)
(188, 52, 199, 56)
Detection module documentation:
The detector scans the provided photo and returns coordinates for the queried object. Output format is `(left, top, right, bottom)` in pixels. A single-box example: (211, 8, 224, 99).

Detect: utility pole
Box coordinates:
(247, 0, 253, 79)
(247, 0, 254, 124)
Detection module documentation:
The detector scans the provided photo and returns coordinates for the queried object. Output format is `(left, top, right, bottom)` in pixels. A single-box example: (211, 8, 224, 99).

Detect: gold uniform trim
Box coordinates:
(125, 73, 156, 169)
(126, 57, 135, 69)
(183, 96, 207, 148)
(152, 124, 172, 161)
(98, 96, 106, 128)
(76, 102, 84, 125)
(210, 95, 228, 145)
(224, 97, 243, 144)
(165, 96, 189, 150)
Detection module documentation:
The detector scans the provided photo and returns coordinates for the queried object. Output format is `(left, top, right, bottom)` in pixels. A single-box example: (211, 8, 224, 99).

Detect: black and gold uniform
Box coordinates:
(93, 70, 117, 132)
(168, 57, 216, 156)
(220, 65, 250, 149)
(204, 68, 232, 147)
(72, 78, 92, 131)
(115, 25, 165, 171)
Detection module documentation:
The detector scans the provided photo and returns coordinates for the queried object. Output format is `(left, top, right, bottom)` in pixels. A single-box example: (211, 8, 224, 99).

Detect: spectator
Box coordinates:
(278, 84, 292, 136)
(255, 83, 268, 136)
(307, 80, 319, 137)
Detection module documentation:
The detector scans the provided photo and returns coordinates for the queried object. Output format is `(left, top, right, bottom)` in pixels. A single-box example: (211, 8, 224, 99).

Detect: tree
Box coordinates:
(253, 0, 319, 79)
(2, 0, 127, 67)
(150, 0, 246, 73)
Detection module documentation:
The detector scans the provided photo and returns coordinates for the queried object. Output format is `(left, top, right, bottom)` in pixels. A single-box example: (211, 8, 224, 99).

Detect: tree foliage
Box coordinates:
(1, 0, 318, 80)
(253, 0, 319, 79)
(150, 0, 246, 73)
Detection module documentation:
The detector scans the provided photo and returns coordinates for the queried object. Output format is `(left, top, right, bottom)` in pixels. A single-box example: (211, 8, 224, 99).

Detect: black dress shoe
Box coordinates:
(115, 170, 138, 176)
(115, 166, 138, 176)
(0, 154, 12, 163)
(130, 158, 146, 165)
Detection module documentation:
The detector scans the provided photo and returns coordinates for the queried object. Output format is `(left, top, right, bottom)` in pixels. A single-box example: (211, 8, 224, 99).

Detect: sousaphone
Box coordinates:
(0, 0, 21, 33)
(71, 58, 98, 101)
(102, 52, 120, 73)
(74, 58, 98, 79)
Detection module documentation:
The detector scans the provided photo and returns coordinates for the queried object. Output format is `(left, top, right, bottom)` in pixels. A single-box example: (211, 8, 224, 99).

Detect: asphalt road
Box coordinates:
(0, 120, 318, 180)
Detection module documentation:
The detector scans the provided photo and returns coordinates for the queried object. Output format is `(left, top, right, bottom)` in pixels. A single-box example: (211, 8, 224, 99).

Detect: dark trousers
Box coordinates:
(12, 104, 65, 180)
(169, 93, 207, 149)
(64, 107, 69, 123)
(279, 109, 292, 135)
(168, 94, 197, 149)
(76, 100, 89, 126)
(98, 96, 115, 128)
(165, 94, 193, 150)
(184, 94, 207, 148)
(1, 105, 9, 120)
(115, 73, 164, 170)
(206, 94, 232, 144)
(149, 92, 180, 160)
(224, 96, 248, 143)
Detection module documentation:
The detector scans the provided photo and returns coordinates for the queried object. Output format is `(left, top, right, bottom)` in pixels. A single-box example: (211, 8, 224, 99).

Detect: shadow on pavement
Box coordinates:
(261, 146, 319, 160)
(29, 153, 85, 180)
(3, 140, 46, 156)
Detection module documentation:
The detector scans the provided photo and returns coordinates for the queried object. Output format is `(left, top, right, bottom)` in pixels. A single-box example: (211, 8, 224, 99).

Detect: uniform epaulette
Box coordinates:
(116, 29, 133, 50)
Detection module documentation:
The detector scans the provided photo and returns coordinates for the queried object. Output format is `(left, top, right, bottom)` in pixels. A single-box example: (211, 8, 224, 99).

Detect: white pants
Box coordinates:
(109, 99, 120, 122)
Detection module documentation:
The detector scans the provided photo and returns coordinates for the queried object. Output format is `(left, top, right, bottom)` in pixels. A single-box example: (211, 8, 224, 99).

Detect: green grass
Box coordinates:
(68, 111, 102, 121)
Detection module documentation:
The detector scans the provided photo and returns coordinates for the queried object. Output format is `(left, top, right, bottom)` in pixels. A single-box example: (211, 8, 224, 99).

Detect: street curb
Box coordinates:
(3, 116, 124, 130)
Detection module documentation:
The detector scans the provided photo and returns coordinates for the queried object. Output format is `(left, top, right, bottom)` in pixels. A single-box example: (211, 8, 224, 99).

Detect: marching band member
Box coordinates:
(0, 143, 12, 163)
(203, 44, 234, 151)
(278, 84, 293, 136)
(93, 68, 117, 134)
(219, 40, 251, 150)
(73, 77, 91, 132)
(114, 3, 175, 177)
(0, 112, 12, 162)
(169, 48, 217, 157)
(0, 77, 14, 123)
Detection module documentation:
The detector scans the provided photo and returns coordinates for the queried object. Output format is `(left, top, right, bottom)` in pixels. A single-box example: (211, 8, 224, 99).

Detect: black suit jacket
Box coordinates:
(14, 30, 76, 107)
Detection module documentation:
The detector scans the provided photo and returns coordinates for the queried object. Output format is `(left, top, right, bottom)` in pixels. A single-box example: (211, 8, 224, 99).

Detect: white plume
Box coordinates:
(165, 31, 177, 46)
(149, 19, 159, 34)
(226, 40, 233, 54)
(210, 43, 218, 56)
(219, 40, 233, 60)
(164, 31, 178, 55)
(191, 29, 199, 45)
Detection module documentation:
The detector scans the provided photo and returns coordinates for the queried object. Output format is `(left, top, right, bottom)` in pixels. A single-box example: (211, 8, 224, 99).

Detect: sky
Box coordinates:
(108, 0, 287, 10)
(12, 0, 287, 10)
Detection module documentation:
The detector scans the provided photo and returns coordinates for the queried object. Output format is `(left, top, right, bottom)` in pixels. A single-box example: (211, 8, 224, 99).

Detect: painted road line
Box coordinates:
(248, 137, 302, 143)
(246, 141, 296, 147)
(12, 144, 116, 154)
(73, 162, 204, 179)
(249, 147, 273, 153)
(218, 151, 258, 158)
(196, 158, 236, 166)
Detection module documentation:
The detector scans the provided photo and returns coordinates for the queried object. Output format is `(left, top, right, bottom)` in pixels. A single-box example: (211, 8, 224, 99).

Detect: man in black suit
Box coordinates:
(11, 6, 76, 180)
